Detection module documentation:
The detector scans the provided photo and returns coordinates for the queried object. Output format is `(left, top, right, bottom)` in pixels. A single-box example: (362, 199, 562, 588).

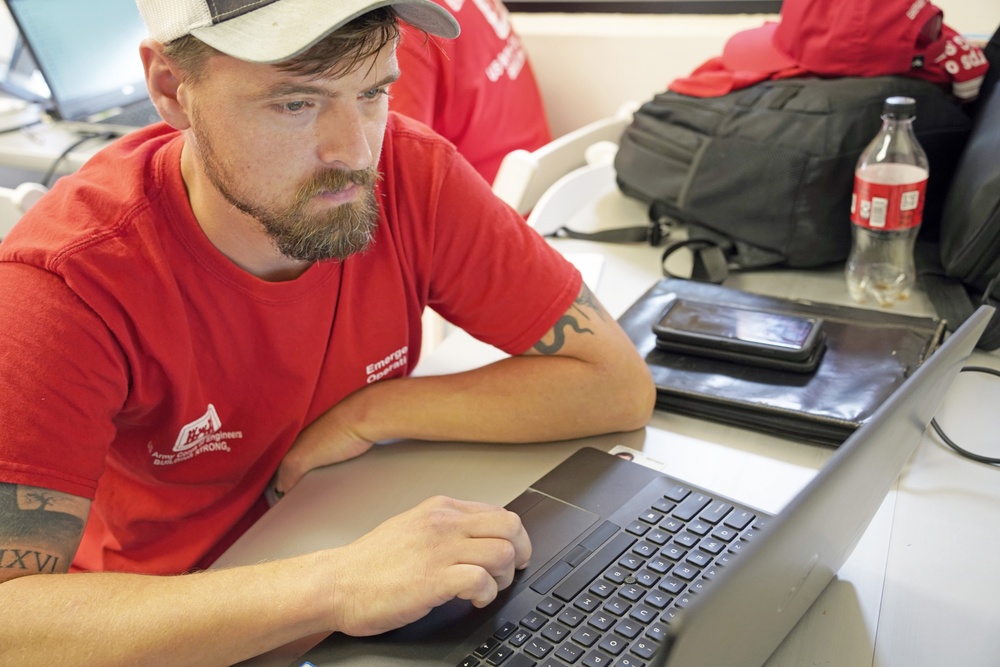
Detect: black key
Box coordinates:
(474, 637, 500, 658)
(645, 529, 670, 545)
(672, 564, 700, 581)
(632, 541, 658, 558)
(495, 621, 518, 640)
(556, 642, 585, 663)
(618, 554, 643, 571)
(711, 526, 738, 542)
(687, 519, 712, 536)
(619, 584, 644, 601)
(700, 500, 733, 524)
(603, 596, 631, 616)
(660, 545, 686, 561)
(630, 638, 658, 659)
(643, 590, 671, 609)
(626, 520, 651, 537)
(699, 538, 725, 555)
(658, 576, 686, 595)
(659, 518, 684, 533)
(673, 532, 700, 549)
(537, 597, 564, 616)
(589, 612, 616, 631)
(646, 557, 671, 574)
(524, 637, 554, 660)
(591, 580, 615, 598)
(639, 509, 664, 524)
(646, 621, 668, 642)
(456, 656, 479, 667)
(652, 498, 675, 513)
(573, 625, 601, 647)
(509, 628, 532, 647)
(629, 604, 657, 624)
(558, 607, 586, 628)
(673, 493, 711, 521)
(521, 611, 546, 631)
(723, 509, 756, 530)
(616, 657, 647, 667)
(542, 621, 570, 643)
(614, 618, 643, 639)
(554, 533, 637, 602)
(599, 635, 628, 656)
(686, 550, 712, 568)
(583, 649, 615, 666)
(664, 484, 691, 502)
(634, 570, 659, 588)
(486, 644, 514, 665)
(505, 655, 536, 667)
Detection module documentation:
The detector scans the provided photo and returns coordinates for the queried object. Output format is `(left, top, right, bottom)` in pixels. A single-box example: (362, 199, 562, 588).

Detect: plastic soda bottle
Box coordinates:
(845, 96, 929, 307)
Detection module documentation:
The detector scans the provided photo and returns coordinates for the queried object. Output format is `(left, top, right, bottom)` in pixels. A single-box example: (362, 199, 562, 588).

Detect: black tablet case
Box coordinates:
(618, 279, 946, 447)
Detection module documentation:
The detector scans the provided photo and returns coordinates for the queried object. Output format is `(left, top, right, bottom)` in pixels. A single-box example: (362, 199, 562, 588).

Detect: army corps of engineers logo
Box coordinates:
(149, 404, 244, 466)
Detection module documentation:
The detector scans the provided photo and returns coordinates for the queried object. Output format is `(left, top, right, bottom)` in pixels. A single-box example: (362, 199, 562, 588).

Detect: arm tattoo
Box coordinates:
(533, 284, 608, 355)
(0, 483, 87, 576)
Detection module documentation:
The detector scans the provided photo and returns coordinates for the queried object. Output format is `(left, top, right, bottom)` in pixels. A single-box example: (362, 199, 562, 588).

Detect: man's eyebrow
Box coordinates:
(257, 71, 402, 100)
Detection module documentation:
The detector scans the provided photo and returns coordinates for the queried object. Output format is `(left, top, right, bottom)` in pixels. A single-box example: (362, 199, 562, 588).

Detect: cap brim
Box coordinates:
(191, 0, 460, 64)
(721, 22, 797, 74)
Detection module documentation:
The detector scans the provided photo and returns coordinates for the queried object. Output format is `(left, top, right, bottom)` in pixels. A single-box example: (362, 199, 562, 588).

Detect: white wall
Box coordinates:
(513, 0, 999, 137)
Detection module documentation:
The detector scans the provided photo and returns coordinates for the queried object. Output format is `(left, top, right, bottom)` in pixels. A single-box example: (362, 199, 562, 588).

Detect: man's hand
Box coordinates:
(274, 396, 374, 494)
(323, 495, 531, 637)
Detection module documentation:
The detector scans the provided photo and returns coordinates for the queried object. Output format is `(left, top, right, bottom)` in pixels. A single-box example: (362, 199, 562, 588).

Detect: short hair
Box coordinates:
(163, 7, 400, 83)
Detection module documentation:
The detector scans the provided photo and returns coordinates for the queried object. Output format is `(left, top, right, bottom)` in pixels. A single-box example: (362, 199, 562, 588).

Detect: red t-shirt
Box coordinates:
(0, 114, 580, 575)
(392, 0, 552, 184)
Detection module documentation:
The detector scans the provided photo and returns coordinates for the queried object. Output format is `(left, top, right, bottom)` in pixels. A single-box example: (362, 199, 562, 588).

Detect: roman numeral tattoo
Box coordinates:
(0, 548, 60, 572)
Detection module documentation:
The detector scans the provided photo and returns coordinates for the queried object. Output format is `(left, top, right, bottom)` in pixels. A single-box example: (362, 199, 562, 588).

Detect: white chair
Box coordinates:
(491, 104, 637, 216)
(525, 141, 621, 237)
(0, 181, 47, 239)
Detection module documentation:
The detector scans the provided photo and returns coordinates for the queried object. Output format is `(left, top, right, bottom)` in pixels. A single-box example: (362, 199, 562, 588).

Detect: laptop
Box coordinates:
(213, 305, 993, 667)
(3, 0, 161, 135)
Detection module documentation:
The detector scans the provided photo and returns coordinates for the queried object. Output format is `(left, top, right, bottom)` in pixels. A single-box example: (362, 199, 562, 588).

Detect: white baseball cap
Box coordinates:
(136, 0, 460, 64)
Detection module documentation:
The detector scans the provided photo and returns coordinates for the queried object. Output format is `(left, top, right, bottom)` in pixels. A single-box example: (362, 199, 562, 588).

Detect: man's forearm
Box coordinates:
(0, 553, 331, 667)
(347, 352, 654, 445)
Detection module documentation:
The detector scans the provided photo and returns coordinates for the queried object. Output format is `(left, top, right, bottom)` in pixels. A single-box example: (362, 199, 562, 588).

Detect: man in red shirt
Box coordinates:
(393, 0, 552, 183)
(0, 1, 654, 664)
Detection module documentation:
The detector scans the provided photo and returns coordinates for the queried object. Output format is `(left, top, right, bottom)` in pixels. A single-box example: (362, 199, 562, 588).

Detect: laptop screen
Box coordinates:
(5, 0, 149, 121)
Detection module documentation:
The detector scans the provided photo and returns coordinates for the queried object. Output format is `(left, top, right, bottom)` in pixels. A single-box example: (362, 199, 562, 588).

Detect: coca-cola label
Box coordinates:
(850, 177, 928, 230)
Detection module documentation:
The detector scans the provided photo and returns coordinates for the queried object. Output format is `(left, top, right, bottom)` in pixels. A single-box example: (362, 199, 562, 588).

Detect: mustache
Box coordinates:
(296, 166, 380, 203)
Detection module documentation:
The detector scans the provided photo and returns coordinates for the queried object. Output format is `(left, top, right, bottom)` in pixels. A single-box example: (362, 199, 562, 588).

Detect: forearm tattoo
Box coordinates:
(533, 284, 608, 355)
(0, 483, 86, 576)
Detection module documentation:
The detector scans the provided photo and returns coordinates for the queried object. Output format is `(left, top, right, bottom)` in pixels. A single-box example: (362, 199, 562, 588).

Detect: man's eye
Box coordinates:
(362, 87, 389, 101)
(284, 101, 308, 112)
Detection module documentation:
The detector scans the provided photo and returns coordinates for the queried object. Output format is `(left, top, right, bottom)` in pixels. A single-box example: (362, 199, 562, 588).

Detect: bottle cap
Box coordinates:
(882, 96, 917, 119)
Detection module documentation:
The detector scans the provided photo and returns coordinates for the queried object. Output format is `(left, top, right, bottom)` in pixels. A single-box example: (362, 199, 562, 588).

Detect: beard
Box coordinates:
(191, 112, 380, 263)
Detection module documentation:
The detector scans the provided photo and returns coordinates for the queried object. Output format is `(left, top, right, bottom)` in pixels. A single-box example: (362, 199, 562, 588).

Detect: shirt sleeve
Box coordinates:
(0, 262, 128, 498)
(423, 152, 583, 355)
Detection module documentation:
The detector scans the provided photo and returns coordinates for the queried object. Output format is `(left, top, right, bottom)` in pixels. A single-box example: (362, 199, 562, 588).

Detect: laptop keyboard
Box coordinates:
(94, 101, 161, 128)
(456, 483, 767, 667)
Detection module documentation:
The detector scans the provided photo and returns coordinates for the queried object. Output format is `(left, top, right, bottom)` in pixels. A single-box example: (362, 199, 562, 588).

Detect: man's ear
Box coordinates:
(139, 38, 191, 130)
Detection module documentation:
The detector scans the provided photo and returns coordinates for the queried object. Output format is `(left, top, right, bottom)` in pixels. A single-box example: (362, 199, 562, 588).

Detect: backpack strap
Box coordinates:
(544, 199, 679, 247)
(917, 244, 1000, 351)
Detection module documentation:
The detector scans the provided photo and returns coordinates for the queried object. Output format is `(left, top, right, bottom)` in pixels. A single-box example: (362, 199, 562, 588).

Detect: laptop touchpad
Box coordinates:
(510, 489, 601, 582)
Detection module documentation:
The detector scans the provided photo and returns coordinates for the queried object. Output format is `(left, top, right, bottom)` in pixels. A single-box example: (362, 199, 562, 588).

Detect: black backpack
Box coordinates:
(917, 27, 1000, 350)
(613, 75, 973, 275)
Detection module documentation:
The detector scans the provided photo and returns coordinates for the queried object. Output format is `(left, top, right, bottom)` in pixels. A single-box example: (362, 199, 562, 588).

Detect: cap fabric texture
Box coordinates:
(136, 0, 460, 63)
(669, 0, 988, 101)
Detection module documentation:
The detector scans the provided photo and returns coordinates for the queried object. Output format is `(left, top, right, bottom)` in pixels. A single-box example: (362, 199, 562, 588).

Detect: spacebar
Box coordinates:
(552, 532, 636, 602)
